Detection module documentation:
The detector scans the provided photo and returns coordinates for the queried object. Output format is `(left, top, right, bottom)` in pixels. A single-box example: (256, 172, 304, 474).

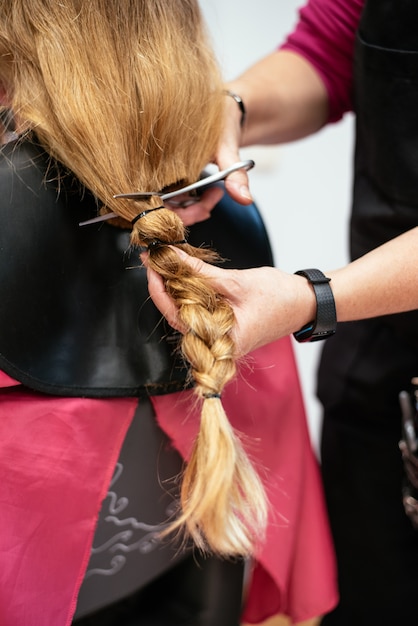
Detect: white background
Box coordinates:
(200, 0, 355, 453)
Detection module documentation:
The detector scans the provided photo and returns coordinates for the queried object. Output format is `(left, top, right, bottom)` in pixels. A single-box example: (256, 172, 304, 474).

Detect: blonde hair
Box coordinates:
(0, 0, 267, 556)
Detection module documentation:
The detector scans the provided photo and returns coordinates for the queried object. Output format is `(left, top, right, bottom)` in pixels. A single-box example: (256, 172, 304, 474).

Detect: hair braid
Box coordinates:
(132, 209, 268, 556)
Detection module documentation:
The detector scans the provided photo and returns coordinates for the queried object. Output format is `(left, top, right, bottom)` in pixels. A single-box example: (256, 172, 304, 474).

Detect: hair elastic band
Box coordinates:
(131, 205, 165, 226)
(203, 393, 221, 399)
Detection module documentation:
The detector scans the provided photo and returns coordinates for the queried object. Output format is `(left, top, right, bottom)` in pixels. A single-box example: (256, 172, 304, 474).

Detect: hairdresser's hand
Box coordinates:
(166, 186, 224, 226)
(143, 248, 316, 357)
(166, 83, 254, 223)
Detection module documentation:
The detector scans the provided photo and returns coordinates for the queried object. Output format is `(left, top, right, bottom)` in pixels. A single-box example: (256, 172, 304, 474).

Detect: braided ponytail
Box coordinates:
(131, 208, 268, 555)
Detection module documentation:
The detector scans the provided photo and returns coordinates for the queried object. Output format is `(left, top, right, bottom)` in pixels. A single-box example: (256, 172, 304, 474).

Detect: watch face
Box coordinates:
(310, 329, 336, 342)
(293, 322, 315, 342)
(294, 325, 336, 343)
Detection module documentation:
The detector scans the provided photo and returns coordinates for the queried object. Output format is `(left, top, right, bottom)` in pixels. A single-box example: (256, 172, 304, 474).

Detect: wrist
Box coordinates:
(223, 89, 246, 128)
(224, 80, 255, 145)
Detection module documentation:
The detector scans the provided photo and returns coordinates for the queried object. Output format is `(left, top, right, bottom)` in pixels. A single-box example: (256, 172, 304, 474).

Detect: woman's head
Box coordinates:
(0, 0, 224, 218)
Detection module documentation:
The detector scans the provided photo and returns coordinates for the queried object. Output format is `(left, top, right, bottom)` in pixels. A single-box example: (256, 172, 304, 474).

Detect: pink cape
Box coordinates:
(0, 337, 337, 626)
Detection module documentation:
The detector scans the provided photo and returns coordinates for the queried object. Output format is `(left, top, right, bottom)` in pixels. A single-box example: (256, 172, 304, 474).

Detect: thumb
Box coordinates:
(217, 146, 253, 205)
(224, 170, 253, 205)
(170, 246, 228, 292)
(144, 247, 229, 334)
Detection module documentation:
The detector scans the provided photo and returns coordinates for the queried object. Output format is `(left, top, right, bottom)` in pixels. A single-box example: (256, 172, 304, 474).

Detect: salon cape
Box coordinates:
(0, 339, 337, 626)
(0, 139, 337, 625)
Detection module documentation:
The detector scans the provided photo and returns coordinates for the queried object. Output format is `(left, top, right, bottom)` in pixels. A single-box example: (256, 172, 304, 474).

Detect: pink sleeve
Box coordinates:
(281, 0, 364, 122)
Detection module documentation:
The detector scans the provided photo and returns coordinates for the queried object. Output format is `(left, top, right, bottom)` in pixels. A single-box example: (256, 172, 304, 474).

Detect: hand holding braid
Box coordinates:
(131, 207, 268, 556)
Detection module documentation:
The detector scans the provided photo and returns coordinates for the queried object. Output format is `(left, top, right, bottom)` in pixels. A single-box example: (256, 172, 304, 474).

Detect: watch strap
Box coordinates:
(293, 268, 337, 342)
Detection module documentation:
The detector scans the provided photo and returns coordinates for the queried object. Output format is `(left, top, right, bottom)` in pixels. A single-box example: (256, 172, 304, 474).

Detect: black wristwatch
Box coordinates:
(293, 269, 337, 343)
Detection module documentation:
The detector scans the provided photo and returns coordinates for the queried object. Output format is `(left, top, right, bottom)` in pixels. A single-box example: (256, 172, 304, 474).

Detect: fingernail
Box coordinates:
(239, 185, 252, 200)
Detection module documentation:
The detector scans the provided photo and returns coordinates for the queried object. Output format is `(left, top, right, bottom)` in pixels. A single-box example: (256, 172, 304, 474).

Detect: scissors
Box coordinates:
(79, 159, 254, 226)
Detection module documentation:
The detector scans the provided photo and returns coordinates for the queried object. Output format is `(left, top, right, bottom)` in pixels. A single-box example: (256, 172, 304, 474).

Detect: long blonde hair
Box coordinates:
(0, 0, 267, 556)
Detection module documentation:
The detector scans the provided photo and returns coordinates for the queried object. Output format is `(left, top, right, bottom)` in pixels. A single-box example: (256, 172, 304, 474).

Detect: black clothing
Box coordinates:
(320, 2, 418, 624)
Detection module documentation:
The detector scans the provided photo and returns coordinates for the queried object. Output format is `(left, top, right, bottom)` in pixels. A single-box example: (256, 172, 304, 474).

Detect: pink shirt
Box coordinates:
(282, 0, 364, 122)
